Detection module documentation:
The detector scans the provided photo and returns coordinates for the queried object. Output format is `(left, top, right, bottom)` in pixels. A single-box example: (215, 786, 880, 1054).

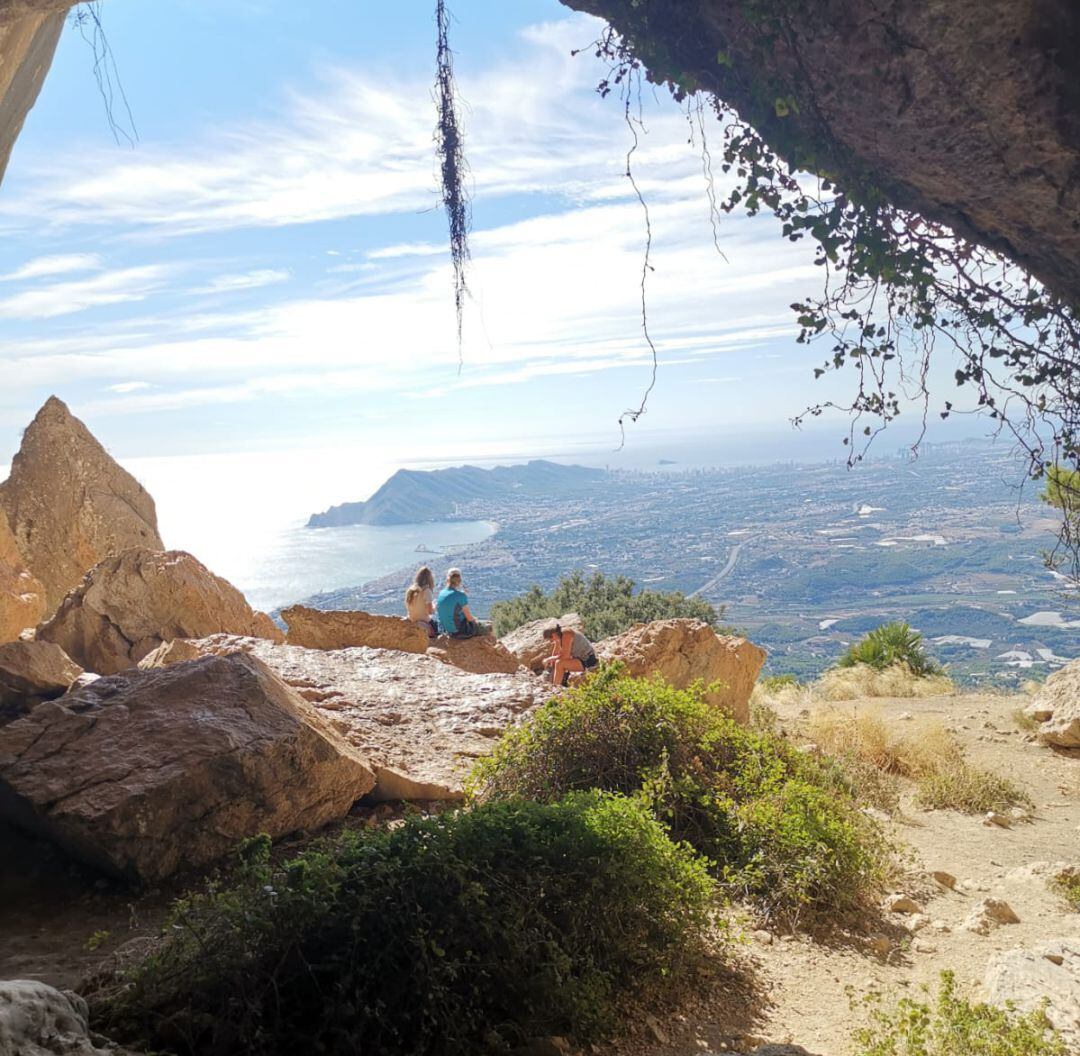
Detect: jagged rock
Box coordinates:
(193, 635, 552, 801)
(136, 638, 202, 669)
(500, 613, 585, 673)
(0, 652, 375, 879)
(984, 939, 1080, 1045)
(1031, 659, 1080, 749)
(0, 398, 163, 614)
(0, 509, 44, 644)
(282, 604, 428, 653)
(428, 633, 522, 675)
(0, 978, 133, 1056)
(963, 897, 1020, 934)
(0, 640, 81, 721)
(37, 548, 283, 675)
(597, 619, 765, 723)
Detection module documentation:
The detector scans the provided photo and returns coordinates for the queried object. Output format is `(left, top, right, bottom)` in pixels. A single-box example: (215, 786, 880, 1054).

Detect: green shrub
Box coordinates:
(490, 570, 724, 639)
(99, 795, 713, 1056)
(760, 673, 800, 691)
(838, 622, 940, 676)
(1049, 867, 1080, 911)
(469, 668, 891, 921)
(853, 970, 1069, 1055)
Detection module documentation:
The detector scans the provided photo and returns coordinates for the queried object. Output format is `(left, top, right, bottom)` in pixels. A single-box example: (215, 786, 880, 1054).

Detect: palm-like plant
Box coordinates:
(837, 621, 940, 676)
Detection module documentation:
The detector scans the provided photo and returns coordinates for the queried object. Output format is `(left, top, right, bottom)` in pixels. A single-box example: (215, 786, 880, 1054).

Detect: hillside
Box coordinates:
(307, 460, 607, 527)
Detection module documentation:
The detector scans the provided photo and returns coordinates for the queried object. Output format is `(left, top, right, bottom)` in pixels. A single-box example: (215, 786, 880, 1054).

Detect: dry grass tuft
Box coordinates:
(804, 707, 1027, 815)
(815, 663, 955, 701)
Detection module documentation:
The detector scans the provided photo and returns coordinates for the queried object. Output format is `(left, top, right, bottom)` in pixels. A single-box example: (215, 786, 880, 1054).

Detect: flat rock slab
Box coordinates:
(0, 652, 375, 880)
(282, 604, 429, 653)
(0, 978, 134, 1056)
(984, 938, 1080, 1044)
(195, 635, 552, 801)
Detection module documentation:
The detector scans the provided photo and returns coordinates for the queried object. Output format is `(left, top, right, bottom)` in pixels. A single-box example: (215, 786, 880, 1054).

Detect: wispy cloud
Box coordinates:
(0, 264, 173, 320)
(1, 253, 102, 281)
(193, 269, 290, 294)
(107, 381, 153, 393)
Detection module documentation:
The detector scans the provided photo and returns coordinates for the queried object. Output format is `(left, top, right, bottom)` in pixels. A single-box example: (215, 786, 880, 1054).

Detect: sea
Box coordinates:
(121, 450, 495, 614)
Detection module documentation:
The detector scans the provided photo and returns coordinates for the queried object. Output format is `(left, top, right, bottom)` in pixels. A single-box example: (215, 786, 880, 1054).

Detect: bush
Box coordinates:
(838, 622, 941, 677)
(853, 970, 1069, 1055)
(490, 570, 724, 640)
(469, 668, 891, 922)
(816, 664, 955, 700)
(100, 795, 713, 1056)
(1049, 867, 1080, 911)
(806, 708, 1028, 815)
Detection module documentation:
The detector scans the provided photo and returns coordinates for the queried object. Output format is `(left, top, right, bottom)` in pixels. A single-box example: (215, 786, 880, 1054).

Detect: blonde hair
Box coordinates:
(446, 567, 463, 588)
(405, 566, 435, 606)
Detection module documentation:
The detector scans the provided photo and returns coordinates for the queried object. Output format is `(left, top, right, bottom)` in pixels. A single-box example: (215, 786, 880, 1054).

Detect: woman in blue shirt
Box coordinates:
(436, 568, 481, 638)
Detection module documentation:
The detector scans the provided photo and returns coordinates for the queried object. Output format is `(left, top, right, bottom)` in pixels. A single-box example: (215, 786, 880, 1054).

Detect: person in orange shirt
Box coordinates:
(541, 622, 598, 687)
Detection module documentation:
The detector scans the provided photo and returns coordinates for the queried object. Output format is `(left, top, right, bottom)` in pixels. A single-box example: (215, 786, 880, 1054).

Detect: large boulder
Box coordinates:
(0, 397, 163, 614)
(984, 939, 1080, 1045)
(0, 978, 133, 1056)
(597, 619, 765, 723)
(0, 509, 44, 644)
(428, 633, 522, 675)
(0, 640, 81, 722)
(37, 548, 283, 675)
(0, 652, 375, 880)
(1029, 658, 1080, 749)
(282, 604, 428, 653)
(193, 635, 552, 801)
(500, 613, 585, 674)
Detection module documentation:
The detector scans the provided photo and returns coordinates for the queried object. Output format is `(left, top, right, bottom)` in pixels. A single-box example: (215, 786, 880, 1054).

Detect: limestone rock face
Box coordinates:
(0, 978, 132, 1056)
(500, 612, 585, 674)
(0, 652, 376, 880)
(1030, 659, 1080, 749)
(561, 0, 1080, 306)
(428, 633, 522, 675)
(597, 619, 765, 723)
(0, 398, 163, 613)
(0, 509, 44, 643)
(984, 938, 1080, 1044)
(37, 548, 283, 675)
(0, 640, 81, 720)
(136, 638, 202, 669)
(194, 635, 552, 801)
(282, 604, 428, 653)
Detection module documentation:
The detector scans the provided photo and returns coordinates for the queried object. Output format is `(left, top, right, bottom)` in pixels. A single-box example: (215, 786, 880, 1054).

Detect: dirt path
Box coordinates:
(605, 691, 1080, 1055)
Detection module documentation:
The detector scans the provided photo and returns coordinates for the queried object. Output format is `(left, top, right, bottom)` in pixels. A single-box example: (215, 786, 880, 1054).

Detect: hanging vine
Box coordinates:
(434, 0, 471, 364)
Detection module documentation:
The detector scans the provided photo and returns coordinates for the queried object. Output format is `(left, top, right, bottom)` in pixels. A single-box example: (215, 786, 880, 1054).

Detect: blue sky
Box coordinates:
(0, 0, 966, 470)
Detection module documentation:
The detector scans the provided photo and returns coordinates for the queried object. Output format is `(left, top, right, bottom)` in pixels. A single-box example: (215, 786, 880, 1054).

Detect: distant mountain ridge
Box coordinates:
(307, 460, 608, 527)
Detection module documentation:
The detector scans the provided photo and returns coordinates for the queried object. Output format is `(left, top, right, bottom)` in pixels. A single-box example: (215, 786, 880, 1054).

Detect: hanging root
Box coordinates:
(70, 1, 138, 147)
(434, 0, 471, 365)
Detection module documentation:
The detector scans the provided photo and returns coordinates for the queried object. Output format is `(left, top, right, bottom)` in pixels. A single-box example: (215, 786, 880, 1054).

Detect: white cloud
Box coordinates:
(0, 264, 173, 320)
(107, 381, 153, 393)
(193, 269, 290, 294)
(1, 253, 102, 281)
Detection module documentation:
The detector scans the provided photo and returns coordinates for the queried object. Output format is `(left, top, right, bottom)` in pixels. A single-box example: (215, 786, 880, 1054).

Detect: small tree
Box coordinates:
(490, 571, 724, 639)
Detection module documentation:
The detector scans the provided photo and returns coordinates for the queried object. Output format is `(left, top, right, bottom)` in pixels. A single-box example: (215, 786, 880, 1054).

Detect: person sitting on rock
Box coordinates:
(404, 565, 438, 639)
(436, 567, 483, 639)
(542, 622, 598, 687)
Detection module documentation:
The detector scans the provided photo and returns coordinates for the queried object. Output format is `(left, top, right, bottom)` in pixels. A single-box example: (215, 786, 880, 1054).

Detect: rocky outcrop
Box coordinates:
(0, 398, 163, 613)
(193, 635, 552, 801)
(500, 613, 585, 674)
(984, 939, 1080, 1045)
(0, 652, 376, 880)
(0, 509, 43, 643)
(0, 978, 133, 1056)
(1028, 658, 1080, 749)
(282, 604, 428, 653)
(597, 619, 765, 723)
(560, 0, 1080, 306)
(136, 637, 202, 669)
(37, 548, 283, 675)
(0, 640, 81, 721)
(0, 2, 71, 188)
(428, 633, 522, 675)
